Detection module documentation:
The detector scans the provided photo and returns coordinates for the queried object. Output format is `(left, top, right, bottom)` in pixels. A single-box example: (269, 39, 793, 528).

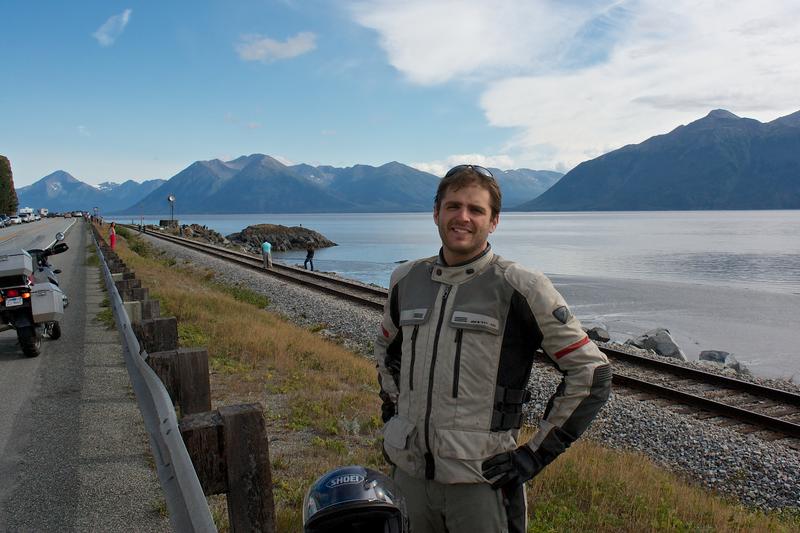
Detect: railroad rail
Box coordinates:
(129, 224, 800, 445)
(125, 225, 387, 309)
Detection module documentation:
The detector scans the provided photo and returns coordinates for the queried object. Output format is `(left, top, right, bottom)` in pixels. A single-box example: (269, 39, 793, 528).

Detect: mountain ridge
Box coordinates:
(516, 109, 800, 211)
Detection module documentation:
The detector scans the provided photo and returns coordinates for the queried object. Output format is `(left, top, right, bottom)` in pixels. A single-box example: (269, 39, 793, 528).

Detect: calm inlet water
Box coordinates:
(112, 211, 800, 382)
(116, 211, 800, 293)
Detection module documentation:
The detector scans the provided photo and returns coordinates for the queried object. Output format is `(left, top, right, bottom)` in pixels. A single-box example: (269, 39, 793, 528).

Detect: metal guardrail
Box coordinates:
(92, 231, 217, 532)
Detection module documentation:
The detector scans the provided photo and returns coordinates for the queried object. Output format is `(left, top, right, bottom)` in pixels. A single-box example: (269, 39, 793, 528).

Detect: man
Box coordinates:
(261, 240, 273, 269)
(375, 165, 612, 533)
(304, 245, 315, 271)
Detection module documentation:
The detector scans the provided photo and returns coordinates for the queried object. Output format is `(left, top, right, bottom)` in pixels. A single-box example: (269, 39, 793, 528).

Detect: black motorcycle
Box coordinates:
(0, 232, 69, 357)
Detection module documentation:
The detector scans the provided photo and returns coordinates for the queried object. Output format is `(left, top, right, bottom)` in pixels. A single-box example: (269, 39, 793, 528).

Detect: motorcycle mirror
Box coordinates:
(54, 269, 62, 274)
(55, 232, 65, 242)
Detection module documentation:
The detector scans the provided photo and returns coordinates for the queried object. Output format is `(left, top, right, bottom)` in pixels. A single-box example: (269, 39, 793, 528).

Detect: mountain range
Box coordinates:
(16, 158, 561, 215)
(15, 108, 800, 214)
(517, 109, 800, 210)
(15, 171, 165, 213)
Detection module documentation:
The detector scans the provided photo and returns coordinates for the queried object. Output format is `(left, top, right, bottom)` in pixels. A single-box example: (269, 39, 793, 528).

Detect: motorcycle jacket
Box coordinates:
(376, 246, 612, 484)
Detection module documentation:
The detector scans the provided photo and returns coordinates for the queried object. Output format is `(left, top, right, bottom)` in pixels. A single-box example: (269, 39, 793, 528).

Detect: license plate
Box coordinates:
(5, 297, 23, 307)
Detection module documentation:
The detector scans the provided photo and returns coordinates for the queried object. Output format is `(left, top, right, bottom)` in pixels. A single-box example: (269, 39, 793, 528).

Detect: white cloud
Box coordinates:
(412, 154, 516, 176)
(77, 125, 91, 137)
(352, 0, 800, 171)
(93, 9, 132, 47)
(235, 32, 316, 63)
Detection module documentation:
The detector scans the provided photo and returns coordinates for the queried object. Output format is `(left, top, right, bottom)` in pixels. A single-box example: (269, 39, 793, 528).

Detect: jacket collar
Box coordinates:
(431, 244, 494, 285)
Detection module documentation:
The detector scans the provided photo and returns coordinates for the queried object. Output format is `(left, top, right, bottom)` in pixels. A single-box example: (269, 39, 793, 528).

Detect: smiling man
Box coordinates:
(376, 164, 612, 532)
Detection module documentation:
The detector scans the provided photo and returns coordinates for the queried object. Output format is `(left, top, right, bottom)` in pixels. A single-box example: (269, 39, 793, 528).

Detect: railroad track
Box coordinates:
(131, 224, 800, 446)
(123, 225, 388, 309)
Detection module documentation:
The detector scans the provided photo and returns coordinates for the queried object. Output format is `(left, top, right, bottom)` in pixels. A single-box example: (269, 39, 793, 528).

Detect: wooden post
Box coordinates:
(133, 317, 178, 353)
(148, 348, 211, 415)
(220, 404, 276, 533)
(179, 411, 227, 495)
(141, 299, 161, 320)
(176, 348, 212, 414)
(179, 404, 277, 533)
(127, 287, 149, 302)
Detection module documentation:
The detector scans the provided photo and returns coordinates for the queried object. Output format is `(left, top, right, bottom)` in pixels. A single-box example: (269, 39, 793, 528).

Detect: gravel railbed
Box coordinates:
(142, 233, 800, 511)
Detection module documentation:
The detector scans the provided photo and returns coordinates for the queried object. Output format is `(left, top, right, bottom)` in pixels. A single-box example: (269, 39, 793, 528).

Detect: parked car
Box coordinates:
(63, 213, 72, 218)
(9, 215, 22, 225)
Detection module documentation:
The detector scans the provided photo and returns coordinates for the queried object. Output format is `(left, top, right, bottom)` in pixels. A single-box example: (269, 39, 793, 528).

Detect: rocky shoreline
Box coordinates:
(140, 231, 800, 511)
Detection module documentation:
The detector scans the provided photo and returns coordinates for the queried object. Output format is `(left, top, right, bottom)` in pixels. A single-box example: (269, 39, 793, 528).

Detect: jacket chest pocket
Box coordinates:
(450, 310, 501, 398)
(399, 308, 430, 391)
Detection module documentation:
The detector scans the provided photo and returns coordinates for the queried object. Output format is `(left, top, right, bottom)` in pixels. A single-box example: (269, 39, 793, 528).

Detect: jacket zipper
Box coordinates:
(452, 329, 463, 398)
(409, 325, 419, 391)
(423, 284, 451, 479)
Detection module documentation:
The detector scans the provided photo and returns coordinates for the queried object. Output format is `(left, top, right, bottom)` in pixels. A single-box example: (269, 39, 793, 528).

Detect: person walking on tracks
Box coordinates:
(261, 240, 273, 269)
(304, 245, 315, 271)
(375, 164, 612, 533)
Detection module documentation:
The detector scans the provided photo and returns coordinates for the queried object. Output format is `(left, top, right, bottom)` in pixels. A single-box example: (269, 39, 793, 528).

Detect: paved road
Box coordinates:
(0, 220, 169, 531)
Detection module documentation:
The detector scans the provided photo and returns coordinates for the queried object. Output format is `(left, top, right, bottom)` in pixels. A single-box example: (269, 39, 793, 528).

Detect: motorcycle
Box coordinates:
(0, 232, 69, 357)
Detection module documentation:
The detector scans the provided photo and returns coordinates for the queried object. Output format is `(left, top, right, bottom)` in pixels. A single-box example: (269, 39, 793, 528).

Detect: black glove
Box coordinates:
(481, 446, 544, 490)
(381, 398, 396, 423)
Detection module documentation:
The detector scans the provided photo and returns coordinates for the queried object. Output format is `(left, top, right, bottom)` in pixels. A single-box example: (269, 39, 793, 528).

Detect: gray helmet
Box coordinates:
(303, 465, 408, 533)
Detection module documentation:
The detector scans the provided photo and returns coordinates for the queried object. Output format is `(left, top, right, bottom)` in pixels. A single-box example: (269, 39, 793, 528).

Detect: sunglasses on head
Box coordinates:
(444, 164, 494, 179)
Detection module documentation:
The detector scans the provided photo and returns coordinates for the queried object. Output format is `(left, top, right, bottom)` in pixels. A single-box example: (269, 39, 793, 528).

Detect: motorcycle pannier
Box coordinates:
(31, 282, 64, 322)
(0, 251, 33, 277)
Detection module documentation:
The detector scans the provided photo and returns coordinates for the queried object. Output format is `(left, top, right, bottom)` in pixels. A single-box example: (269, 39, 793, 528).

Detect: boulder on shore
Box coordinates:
(227, 224, 336, 254)
(625, 328, 687, 361)
(699, 350, 742, 372)
(176, 224, 228, 245)
(586, 326, 611, 343)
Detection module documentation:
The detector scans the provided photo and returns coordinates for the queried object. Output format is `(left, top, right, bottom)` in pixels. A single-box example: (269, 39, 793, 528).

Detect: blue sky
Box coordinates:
(3, 1, 799, 187)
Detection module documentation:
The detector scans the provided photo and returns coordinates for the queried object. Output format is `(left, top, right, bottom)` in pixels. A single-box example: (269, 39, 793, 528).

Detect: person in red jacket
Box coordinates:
(109, 222, 117, 250)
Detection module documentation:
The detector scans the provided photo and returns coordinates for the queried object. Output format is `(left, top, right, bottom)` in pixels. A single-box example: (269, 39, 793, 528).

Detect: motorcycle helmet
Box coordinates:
(303, 465, 408, 533)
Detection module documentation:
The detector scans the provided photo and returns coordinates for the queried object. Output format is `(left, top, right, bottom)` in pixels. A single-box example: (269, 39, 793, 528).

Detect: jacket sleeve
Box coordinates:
(376, 279, 403, 404)
(519, 271, 612, 469)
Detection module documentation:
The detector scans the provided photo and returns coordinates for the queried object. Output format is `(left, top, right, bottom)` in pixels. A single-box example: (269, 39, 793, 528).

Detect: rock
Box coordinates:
(226, 224, 336, 254)
(699, 350, 743, 373)
(587, 326, 611, 343)
(724, 354, 741, 372)
(625, 328, 687, 361)
(174, 224, 227, 245)
(699, 350, 730, 363)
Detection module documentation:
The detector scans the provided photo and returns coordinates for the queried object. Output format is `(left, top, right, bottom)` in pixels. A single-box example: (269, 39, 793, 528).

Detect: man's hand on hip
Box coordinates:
(481, 445, 544, 490)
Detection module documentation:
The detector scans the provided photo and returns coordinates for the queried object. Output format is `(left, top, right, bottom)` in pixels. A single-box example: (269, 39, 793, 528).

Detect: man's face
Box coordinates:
(434, 183, 499, 265)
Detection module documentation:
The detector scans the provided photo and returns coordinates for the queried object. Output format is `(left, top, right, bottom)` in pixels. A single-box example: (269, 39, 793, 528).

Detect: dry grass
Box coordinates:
(105, 224, 800, 533)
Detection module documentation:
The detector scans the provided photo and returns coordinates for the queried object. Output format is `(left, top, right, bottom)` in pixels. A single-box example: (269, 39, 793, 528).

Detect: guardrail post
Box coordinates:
(179, 403, 276, 533)
(141, 299, 161, 320)
(220, 404, 276, 533)
(127, 287, 149, 302)
(133, 317, 178, 352)
(148, 348, 211, 415)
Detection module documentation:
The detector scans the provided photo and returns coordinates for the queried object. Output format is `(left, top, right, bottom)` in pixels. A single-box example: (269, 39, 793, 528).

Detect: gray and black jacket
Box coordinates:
(376, 247, 612, 484)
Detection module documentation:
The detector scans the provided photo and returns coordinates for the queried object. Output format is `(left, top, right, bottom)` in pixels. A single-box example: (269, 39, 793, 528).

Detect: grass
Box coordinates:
(104, 222, 800, 533)
(96, 296, 115, 329)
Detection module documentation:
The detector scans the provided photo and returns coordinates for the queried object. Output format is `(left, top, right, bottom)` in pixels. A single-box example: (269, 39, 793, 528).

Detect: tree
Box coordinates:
(0, 155, 19, 215)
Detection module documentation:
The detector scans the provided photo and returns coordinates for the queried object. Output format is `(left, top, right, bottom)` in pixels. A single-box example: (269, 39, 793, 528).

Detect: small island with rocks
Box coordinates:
(171, 223, 336, 255)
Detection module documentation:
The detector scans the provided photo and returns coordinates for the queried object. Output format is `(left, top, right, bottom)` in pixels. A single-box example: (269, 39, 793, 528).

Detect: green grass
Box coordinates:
(209, 281, 270, 308)
(115, 225, 132, 239)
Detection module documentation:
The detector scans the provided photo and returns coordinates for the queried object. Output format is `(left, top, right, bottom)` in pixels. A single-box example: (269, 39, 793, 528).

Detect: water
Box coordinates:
(111, 211, 800, 382)
(114, 211, 800, 293)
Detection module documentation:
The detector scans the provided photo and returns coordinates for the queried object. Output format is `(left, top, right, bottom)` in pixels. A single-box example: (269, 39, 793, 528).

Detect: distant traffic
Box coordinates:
(0, 208, 86, 228)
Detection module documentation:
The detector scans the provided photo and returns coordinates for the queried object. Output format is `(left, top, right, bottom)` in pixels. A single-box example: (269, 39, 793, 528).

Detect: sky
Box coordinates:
(2, 0, 800, 187)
